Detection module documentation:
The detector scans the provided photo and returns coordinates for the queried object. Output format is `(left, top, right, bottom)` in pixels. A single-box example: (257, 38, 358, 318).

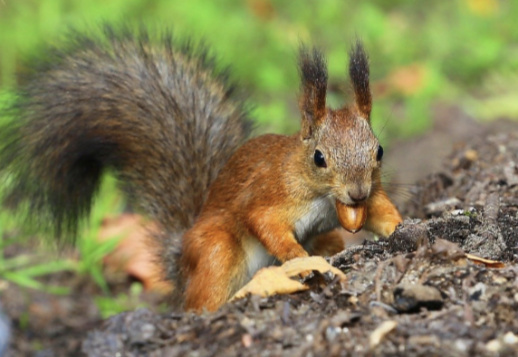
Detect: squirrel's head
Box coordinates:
(298, 42, 382, 209)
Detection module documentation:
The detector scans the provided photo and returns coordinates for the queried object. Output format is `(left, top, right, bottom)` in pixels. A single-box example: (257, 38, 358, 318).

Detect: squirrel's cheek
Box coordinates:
(335, 200, 367, 233)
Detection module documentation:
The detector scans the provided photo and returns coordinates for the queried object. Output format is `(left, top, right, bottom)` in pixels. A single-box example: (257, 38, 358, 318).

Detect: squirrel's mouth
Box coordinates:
(335, 200, 367, 233)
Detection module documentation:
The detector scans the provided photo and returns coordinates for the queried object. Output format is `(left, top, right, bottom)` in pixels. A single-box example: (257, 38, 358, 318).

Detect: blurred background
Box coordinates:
(1, 0, 517, 355)
(1, 0, 518, 137)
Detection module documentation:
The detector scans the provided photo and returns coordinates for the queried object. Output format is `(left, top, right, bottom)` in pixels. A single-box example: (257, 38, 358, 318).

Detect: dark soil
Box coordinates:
(4, 107, 518, 356)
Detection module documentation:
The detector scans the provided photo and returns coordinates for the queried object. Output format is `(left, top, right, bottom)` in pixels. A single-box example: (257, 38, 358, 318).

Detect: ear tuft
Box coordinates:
(298, 45, 328, 139)
(348, 41, 371, 120)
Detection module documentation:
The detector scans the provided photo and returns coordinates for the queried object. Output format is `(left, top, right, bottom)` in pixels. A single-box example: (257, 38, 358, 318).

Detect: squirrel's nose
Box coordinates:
(348, 188, 368, 203)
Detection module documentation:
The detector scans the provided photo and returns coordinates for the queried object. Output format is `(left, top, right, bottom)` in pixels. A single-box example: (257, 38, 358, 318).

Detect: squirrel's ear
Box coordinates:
(348, 41, 371, 121)
(298, 46, 328, 140)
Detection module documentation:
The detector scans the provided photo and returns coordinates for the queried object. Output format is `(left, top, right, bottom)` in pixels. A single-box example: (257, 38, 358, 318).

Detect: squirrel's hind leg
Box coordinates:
(181, 221, 246, 312)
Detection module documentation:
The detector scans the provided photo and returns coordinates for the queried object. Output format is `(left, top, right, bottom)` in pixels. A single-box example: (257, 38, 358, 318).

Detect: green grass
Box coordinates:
(0, 209, 72, 295)
(0, 0, 517, 316)
(0, 174, 123, 300)
(1, 0, 517, 135)
(94, 282, 146, 319)
(74, 175, 124, 293)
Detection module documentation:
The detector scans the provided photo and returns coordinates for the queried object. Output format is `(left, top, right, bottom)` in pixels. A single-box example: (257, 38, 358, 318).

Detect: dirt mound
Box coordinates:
(79, 130, 518, 356)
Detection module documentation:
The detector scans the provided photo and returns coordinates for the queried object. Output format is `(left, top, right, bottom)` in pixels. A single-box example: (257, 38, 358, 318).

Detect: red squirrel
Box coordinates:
(0, 27, 402, 312)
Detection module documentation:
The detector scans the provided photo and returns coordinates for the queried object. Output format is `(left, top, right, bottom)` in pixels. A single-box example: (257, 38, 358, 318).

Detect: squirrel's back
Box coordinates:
(0, 27, 251, 240)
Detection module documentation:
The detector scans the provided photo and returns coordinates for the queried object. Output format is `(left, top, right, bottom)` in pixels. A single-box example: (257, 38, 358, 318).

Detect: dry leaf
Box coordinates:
(369, 320, 398, 348)
(280, 256, 346, 281)
(465, 253, 505, 268)
(431, 239, 505, 268)
(231, 256, 346, 301)
(98, 213, 172, 294)
(388, 64, 427, 95)
(247, 0, 275, 20)
(231, 266, 309, 301)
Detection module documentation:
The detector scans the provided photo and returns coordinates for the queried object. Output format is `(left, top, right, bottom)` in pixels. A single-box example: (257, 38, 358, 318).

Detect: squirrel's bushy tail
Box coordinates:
(0, 27, 251, 243)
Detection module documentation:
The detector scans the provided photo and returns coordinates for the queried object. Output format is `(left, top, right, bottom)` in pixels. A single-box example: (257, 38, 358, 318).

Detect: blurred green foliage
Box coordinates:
(0, 210, 72, 295)
(74, 175, 124, 293)
(1, 0, 517, 139)
(94, 282, 147, 319)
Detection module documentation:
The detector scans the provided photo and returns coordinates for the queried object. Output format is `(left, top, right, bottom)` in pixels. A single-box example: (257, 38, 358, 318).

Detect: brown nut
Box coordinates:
(336, 201, 367, 233)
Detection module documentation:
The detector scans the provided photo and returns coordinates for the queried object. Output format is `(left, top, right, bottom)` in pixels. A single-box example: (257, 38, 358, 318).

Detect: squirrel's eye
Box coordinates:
(376, 145, 384, 161)
(314, 150, 327, 168)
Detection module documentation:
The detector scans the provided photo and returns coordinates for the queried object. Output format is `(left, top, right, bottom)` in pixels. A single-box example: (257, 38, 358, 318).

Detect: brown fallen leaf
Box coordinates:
(431, 239, 505, 268)
(231, 266, 309, 301)
(465, 253, 505, 268)
(98, 213, 172, 294)
(281, 256, 347, 281)
(387, 64, 428, 95)
(231, 256, 345, 301)
(369, 320, 398, 349)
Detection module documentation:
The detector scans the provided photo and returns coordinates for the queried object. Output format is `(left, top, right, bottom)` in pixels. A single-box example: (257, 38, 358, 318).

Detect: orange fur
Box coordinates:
(365, 187, 403, 237)
(310, 229, 347, 257)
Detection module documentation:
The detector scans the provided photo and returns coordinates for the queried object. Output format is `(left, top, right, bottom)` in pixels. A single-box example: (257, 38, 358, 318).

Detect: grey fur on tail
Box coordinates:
(0, 26, 252, 244)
